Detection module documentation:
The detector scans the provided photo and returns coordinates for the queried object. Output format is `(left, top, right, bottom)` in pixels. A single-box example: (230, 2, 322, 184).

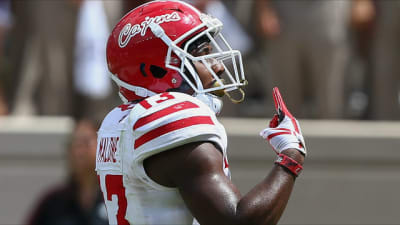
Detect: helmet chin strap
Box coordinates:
(119, 92, 129, 103)
(225, 88, 246, 104)
(110, 74, 156, 100)
(211, 79, 247, 104)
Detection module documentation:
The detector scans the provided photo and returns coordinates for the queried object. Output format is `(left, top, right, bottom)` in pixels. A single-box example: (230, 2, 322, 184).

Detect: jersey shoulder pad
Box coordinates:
(99, 103, 135, 132)
(129, 92, 224, 161)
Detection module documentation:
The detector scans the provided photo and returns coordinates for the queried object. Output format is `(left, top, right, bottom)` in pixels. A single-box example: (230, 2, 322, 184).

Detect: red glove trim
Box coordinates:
(275, 153, 303, 177)
(267, 131, 292, 141)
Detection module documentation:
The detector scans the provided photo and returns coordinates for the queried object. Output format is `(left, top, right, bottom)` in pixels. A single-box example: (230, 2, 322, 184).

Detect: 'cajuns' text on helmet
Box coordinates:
(106, 0, 247, 109)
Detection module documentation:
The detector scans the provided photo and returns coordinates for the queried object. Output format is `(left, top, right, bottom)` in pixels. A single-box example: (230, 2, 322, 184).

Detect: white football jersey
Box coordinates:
(96, 92, 229, 225)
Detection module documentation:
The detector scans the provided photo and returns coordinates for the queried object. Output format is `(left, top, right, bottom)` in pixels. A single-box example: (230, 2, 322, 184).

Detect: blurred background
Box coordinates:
(1, 0, 400, 224)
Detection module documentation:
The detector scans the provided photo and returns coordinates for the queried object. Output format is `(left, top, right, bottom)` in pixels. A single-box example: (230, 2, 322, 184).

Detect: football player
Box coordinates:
(96, 1, 306, 224)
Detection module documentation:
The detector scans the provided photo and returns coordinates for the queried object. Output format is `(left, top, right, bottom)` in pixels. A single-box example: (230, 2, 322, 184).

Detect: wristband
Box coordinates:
(275, 153, 303, 177)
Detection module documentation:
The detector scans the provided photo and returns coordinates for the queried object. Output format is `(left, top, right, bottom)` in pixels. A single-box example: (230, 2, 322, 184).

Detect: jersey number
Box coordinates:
(140, 92, 175, 109)
(100, 174, 129, 225)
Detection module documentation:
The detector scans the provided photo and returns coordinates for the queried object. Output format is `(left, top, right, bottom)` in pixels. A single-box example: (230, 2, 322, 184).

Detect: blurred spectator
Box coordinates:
(370, 0, 400, 120)
(27, 119, 108, 225)
(122, 0, 149, 12)
(74, 0, 111, 100)
(256, 0, 352, 118)
(6, 0, 121, 121)
(347, 0, 376, 119)
(9, 1, 79, 116)
(72, 0, 118, 121)
(0, 0, 12, 115)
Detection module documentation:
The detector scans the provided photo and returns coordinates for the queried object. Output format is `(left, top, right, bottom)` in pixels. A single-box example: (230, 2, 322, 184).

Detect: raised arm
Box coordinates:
(148, 141, 303, 225)
(144, 88, 306, 225)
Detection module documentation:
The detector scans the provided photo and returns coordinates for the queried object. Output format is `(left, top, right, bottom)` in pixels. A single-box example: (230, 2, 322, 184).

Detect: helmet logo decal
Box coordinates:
(118, 12, 181, 48)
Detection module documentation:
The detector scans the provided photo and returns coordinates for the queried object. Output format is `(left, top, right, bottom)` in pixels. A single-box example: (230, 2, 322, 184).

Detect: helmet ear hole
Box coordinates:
(140, 63, 148, 77)
(150, 65, 167, 78)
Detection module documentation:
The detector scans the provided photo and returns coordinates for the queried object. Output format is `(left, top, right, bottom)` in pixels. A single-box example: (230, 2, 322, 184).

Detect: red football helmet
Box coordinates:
(106, 0, 246, 103)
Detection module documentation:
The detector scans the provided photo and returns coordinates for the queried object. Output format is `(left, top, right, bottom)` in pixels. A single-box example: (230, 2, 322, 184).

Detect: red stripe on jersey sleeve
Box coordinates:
(134, 116, 214, 149)
(134, 101, 199, 130)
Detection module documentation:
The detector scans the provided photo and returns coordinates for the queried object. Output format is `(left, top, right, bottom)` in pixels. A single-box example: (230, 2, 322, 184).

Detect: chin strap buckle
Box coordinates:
(226, 87, 245, 104)
(226, 80, 247, 104)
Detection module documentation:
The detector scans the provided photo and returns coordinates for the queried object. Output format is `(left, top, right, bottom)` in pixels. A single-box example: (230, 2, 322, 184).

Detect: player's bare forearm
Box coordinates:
(240, 87, 307, 224)
(236, 148, 304, 225)
(160, 142, 304, 225)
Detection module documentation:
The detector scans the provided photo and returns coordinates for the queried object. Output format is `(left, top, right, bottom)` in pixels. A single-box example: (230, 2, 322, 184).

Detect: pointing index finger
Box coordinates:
(272, 87, 300, 132)
(273, 87, 292, 118)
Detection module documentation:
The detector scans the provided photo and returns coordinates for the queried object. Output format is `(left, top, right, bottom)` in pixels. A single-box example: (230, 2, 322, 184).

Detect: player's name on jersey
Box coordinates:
(97, 137, 120, 163)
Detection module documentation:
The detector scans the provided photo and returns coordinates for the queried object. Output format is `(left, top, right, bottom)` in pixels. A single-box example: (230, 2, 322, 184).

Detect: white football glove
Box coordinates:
(260, 87, 307, 156)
